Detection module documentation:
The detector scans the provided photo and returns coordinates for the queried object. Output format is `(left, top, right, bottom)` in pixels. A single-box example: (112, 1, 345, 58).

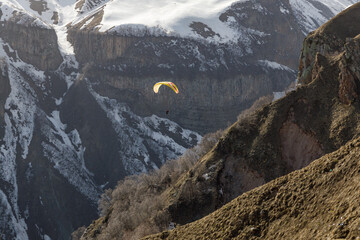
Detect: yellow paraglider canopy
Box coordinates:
(153, 81, 179, 94)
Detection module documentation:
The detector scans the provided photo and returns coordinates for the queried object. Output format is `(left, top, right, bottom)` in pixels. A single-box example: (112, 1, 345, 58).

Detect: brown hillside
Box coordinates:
(144, 136, 360, 240)
(315, 2, 360, 40)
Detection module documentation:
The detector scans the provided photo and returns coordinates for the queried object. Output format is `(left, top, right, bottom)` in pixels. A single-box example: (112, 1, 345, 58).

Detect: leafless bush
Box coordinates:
(123, 222, 160, 240)
(196, 129, 224, 156)
(98, 189, 113, 216)
(180, 180, 200, 201)
(94, 128, 224, 239)
(286, 80, 297, 92)
(71, 226, 86, 240)
(237, 95, 274, 121)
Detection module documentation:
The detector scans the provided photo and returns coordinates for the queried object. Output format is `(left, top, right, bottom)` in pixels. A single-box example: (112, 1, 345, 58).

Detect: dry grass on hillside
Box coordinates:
(237, 95, 273, 121)
(144, 136, 360, 240)
(79, 129, 223, 240)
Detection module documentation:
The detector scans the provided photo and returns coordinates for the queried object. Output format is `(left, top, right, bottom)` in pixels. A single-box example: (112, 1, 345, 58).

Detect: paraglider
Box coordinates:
(153, 81, 179, 94)
(153, 81, 179, 114)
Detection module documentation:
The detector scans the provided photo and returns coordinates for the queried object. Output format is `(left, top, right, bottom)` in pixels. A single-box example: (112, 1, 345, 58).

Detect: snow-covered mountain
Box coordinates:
(0, 39, 200, 239)
(0, 0, 358, 239)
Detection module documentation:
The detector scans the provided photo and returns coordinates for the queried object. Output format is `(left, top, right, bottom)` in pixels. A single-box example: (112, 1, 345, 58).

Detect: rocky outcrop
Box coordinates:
(338, 60, 358, 104)
(298, 2, 360, 86)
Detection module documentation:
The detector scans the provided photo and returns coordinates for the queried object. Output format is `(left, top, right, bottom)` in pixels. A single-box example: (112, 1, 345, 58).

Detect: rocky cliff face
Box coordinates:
(298, 3, 360, 87)
(67, 30, 295, 134)
(0, 11, 62, 70)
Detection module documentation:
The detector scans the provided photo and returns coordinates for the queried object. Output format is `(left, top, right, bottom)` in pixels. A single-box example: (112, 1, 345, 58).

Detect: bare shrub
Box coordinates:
(286, 80, 297, 92)
(123, 222, 160, 240)
(99, 188, 113, 216)
(196, 129, 224, 155)
(237, 95, 274, 121)
(93, 127, 224, 239)
(71, 226, 86, 240)
(180, 180, 200, 201)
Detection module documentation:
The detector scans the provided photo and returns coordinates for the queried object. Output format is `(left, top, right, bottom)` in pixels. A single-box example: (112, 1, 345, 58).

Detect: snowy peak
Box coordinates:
(289, 0, 357, 33)
(96, 0, 241, 42)
(71, 0, 359, 41)
(0, 0, 78, 26)
(1, 0, 359, 43)
(76, 0, 108, 13)
(0, 1, 50, 28)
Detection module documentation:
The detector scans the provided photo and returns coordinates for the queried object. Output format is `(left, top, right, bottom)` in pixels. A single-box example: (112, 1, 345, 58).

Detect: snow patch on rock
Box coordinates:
(0, 1, 50, 28)
(0, 40, 37, 240)
(289, 0, 357, 33)
(0, 190, 28, 240)
(98, 0, 249, 43)
(273, 91, 286, 101)
(40, 110, 100, 202)
(258, 60, 294, 72)
(88, 83, 201, 175)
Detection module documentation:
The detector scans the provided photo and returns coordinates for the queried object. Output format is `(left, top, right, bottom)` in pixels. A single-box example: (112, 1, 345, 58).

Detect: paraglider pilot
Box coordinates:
(153, 81, 179, 116)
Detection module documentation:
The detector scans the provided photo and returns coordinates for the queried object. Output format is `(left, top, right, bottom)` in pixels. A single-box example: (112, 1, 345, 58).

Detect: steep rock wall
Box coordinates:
(220, 0, 306, 70)
(87, 69, 293, 134)
(67, 30, 138, 64)
(68, 30, 295, 133)
(0, 21, 62, 71)
(298, 3, 360, 85)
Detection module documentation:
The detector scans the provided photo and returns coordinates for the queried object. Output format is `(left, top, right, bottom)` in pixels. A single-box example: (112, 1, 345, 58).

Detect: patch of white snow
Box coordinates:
(98, 0, 250, 42)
